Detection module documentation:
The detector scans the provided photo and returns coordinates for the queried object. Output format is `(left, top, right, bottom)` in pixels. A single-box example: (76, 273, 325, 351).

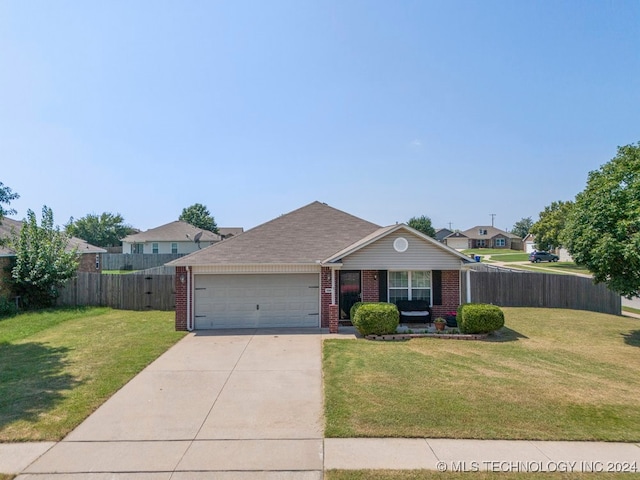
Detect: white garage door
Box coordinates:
(446, 238, 469, 250)
(194, 274, 320, 329)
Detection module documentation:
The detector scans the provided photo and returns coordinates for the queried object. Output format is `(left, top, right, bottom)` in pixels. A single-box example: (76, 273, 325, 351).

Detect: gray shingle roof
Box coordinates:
(0, 217, 106, 256)
(169, 201, 381, 266)
(121, 221, 221, 243)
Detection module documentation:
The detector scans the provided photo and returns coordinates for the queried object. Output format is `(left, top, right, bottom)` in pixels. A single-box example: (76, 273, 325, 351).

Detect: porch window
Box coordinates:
(389, 271, 431, 303)
(152, 243, 159, 254)
(476, 239, 486, 247)
(171, 243, 178, 254)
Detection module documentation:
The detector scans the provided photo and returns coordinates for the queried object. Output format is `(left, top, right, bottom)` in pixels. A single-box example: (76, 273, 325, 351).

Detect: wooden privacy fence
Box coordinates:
(101, 253, 185, 271)
(469, 271, 621, 315)
(57, 272, 175, 311)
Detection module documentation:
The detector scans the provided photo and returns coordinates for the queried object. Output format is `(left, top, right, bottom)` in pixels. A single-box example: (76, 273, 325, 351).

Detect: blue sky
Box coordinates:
(1, 1, 638, 233)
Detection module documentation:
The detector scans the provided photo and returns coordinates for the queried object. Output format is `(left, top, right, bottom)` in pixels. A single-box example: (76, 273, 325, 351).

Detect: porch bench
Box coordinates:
(395, 300, 432, 324)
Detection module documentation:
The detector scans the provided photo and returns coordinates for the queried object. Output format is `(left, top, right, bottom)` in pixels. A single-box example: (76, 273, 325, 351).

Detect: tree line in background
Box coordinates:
(1, 141, 639, 305)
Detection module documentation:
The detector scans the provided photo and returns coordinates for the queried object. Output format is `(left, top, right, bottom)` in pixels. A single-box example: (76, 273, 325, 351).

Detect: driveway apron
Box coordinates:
(21, 329, 324, 479)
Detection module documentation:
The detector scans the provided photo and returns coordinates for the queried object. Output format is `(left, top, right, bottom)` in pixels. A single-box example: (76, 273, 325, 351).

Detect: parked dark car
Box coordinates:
(529, 251, 559, 263)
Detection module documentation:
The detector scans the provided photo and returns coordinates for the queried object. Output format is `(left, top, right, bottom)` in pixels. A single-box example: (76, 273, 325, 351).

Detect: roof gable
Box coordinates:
(324, 224, 473, 265)
(170, 202, 381, 266)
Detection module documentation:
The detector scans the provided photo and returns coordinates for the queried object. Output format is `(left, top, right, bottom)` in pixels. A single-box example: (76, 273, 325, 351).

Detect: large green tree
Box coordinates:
(0, 181, 19, 221)
(511, 217, 533, 238)
(179, 203, 218, 232)
(66, 212, 135, 247)
(529, 201, 573, 251)
(407, 215, 436, 238)
(563, 142, 640, 297)
(12, 206, 79, 308)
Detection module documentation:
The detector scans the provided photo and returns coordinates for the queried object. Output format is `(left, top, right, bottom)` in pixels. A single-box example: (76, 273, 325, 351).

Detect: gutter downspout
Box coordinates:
(186, 266, 193, 331)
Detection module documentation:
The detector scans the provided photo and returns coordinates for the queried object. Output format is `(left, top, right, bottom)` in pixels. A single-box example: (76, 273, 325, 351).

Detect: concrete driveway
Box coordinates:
(20, 328, 326, 479)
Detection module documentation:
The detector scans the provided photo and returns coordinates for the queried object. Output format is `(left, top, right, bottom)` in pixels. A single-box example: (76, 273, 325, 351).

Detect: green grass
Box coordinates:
(485, 252, 531, 262)
(0, 307, 185, 441)
(462, 248, 523, 255)
(623, 306, 640, 315)
(539, 263, 592, 275)
(326, 472, 640, 480)
(501, 264, 569, 274)
(324, 308, 640, 441)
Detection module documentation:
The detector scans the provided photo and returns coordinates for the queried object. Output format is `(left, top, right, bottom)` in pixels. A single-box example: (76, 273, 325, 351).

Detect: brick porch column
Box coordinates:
(329, 304, 339, 334)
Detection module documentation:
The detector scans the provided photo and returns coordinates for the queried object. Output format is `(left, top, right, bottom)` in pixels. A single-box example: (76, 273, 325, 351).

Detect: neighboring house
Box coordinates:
(121, 221, 222, 254)
(434, 228, 453, 242)
(444, 226, 521, 250)
(0, 217, 106, 297)
(169, 202, 474, 333)
(524, 233, 536, 253)
(218, 227, 244, 239)
(443, 231, 469, 250)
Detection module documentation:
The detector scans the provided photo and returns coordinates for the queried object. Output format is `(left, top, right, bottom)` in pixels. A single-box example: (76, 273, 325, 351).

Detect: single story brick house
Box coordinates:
(445, 225, 522, 250)
(169, 202, 474, 333)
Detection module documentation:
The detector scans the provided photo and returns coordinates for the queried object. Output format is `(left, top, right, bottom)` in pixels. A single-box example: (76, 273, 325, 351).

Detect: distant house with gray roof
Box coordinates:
(121, 221, 222, 255)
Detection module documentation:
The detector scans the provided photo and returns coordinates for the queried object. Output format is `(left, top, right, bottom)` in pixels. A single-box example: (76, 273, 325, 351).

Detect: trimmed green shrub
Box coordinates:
(350, 301, 376, 321)
(0, 296, 18, 318)
(457, 303, 504, 334)
(352, 302, 399, 336)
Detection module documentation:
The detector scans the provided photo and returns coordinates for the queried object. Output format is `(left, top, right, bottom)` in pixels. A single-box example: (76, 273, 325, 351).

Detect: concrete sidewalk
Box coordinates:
(5, 438, 640, 477)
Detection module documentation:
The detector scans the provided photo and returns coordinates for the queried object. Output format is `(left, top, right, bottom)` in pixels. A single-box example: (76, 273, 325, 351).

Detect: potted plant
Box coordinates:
(445, 311, 458, 328)
(434, 317, 447, 331)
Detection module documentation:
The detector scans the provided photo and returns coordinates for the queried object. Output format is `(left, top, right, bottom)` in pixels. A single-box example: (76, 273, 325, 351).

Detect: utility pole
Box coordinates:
(447, 222, 453, 230)
(490, 213, 496, 227)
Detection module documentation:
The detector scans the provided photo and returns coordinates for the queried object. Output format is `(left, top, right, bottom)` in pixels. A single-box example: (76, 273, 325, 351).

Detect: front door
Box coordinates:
(339, 270, 361, 320)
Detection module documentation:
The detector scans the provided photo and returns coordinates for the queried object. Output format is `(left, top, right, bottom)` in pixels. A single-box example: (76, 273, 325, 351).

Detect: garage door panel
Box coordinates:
(194, 274, 319, 329)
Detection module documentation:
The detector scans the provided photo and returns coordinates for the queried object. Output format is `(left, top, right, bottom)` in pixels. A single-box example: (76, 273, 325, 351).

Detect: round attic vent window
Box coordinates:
(393, 237, 409, 253)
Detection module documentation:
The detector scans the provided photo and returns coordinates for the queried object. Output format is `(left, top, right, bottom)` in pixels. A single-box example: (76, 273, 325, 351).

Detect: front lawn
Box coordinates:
(485, 252, 531, 262)
(0, 307, 185, 441)
(324, 308, 640, 441)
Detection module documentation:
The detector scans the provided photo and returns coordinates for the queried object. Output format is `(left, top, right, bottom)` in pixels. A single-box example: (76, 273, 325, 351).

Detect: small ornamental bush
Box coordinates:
(352, 302, 399, 336)
(457, 303, 505, 334)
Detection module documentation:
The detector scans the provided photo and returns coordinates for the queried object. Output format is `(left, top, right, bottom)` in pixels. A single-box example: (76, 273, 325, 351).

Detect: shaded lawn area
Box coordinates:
(326, 471, 640, 480)
(0, 307, 185, 441)
(324, 308, 640, 441)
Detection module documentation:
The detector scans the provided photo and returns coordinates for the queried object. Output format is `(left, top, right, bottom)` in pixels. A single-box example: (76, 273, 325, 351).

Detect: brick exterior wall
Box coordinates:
(329, 304, 339, 333)
(361, 270, 379, 303)
(432, 270, 460, 318)
(77, 253, 102, 273)
(320, 267, 332, 328)
(175, 266, 189, 331)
